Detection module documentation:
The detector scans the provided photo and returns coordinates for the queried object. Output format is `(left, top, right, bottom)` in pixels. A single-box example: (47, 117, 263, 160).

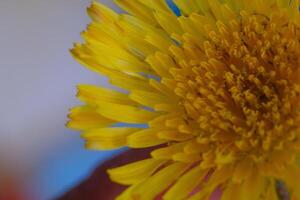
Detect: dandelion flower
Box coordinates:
(68, 0, 300, 199)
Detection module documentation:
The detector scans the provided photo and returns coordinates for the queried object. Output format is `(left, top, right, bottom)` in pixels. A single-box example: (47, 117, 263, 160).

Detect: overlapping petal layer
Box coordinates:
(68, 0, 300, 199)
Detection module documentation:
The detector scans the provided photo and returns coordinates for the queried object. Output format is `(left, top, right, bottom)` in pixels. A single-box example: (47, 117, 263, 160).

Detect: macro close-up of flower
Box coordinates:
(67, 0, 300, 199)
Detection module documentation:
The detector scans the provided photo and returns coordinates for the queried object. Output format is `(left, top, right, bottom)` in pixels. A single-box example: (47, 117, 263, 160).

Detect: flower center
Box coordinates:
(172, 10, 300, 169)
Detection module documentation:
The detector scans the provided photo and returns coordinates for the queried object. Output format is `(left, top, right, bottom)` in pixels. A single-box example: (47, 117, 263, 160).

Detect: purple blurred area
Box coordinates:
(0, 0, 121, 199)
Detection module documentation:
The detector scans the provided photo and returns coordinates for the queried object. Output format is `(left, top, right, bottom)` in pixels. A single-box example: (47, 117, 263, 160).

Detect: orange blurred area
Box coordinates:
(0, 178, 29, 200)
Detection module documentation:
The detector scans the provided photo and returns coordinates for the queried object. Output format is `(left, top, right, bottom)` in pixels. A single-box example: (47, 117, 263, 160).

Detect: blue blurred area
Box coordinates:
(31, 132, 123, 200)
(166, 0, 181, 16)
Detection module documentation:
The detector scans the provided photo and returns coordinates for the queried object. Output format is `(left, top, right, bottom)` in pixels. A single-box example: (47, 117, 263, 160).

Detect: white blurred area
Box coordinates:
(0, 0, 120, 199)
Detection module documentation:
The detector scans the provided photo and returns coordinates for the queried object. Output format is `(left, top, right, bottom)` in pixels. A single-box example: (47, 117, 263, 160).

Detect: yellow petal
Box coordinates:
(130, 90, 172, 108)
(82, 127, 140, 150)
(131, 162, 188, 200)
(173, 0, 199, 15)
(239, 170, 266, 200)
(148, 115, 170, 127)
(172, 152, 202, 163)
(77, 84, 136, 106)
(146, 54, 172, 78)
(282, 164, 300, 199)
(154, 103, 181, 112)
(205, 165, 234, 190)
(157, 130, 193, 141)
(96, 101, 158, 123)
(154, 10, 183, 35)
(87, 1, 118, 24)
(70, 43, 106, 75)
(71, 46, 155, 91)
(178, 16, 201, 37)
(82, 24, 121, 49)
(232, 158, 253, 183)
(107, 70, 155, 91)
(265, 180, 279, 200)
(188, 187, 211, 200)
(114, 0, 157, 24)
(277, 0, 290, 8)
(220, 4, 237, 22)
(195, 0, 213, 17)
(67, 106, 115, 130)
(149, 79, 176, 97)
(221, 183, 242, 200)
(184, 141, 210, 154)
(116, 19, 157, 59)
(164, 166, 208, 200)
(289, 0, 300, 19)
(145, 30, 174, 53)
(127, 128, 167, 148)
(207, 0, 223, 20)
(85, 40, 152, 73)
(189, 13, 216, 37)
(138, 0, 171, 13)
(151, 142, 186, 159)
(107, 158, 165, 185)
(116, 184, 137, 200)
(189, 166, 233, 200)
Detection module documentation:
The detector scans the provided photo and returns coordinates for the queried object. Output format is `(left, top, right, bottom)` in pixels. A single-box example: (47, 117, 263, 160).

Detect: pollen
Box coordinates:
(173, 11, 300, 172)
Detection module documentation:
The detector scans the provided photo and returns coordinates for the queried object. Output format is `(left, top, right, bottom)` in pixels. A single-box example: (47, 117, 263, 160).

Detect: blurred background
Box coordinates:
(0, 1, 122, 199)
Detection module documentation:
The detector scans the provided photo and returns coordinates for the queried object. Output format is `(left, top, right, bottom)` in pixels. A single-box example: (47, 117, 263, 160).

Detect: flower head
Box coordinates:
(68, 0, 300, 199)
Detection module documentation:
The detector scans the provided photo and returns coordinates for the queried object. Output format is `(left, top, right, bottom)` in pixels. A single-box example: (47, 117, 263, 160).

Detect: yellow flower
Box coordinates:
(68, 0, 300, 199)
